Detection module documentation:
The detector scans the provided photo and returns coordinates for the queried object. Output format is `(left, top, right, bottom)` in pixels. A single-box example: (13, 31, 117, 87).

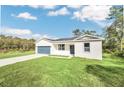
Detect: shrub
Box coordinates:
(104, 49, 113, 53)
(114, 50, 124, 57)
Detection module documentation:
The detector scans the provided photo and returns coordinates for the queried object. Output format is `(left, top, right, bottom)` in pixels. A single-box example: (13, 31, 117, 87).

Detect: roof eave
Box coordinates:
(74, 34, 104, 40)
(51, 39, 103, 43)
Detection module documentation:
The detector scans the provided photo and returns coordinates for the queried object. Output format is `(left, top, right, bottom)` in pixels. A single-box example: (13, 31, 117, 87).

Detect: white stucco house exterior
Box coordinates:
(35, 34, 103, 60)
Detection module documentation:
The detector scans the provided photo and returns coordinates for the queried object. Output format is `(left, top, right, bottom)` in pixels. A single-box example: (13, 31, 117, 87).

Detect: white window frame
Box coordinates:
(58, 44, 65, 50)
(84, 43, 90, 52)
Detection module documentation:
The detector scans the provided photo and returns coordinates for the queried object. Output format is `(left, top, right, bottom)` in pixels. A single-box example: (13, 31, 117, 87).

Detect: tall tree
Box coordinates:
(105, 5, 124, 51)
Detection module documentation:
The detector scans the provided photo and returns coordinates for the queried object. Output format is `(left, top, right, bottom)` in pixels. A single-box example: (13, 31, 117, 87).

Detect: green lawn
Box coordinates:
(0, 51, 34, 59)
(0, 54, 124, 87)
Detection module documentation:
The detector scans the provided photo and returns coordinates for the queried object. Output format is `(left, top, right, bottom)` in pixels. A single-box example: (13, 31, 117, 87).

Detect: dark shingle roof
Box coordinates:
(53, 37, 77, 41)
(38, 34, 103, 42)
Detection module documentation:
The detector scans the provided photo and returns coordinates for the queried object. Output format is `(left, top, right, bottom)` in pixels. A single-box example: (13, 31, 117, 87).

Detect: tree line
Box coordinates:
(0, 35, 35, 52)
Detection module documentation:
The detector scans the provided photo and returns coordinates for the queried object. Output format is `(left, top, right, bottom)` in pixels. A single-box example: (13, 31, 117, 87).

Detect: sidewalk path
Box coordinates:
(0, 54, 46, 67)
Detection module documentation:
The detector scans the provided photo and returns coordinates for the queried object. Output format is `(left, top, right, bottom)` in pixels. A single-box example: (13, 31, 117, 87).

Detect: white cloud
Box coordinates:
(32, 34, 42, 39)
(94, 20, 113, 28)
(3, 28, 32, 36)
(67, 5, 82, 9)
(41, 34, 58, 39)
(72, 5, 112, 22)
(0, 27, 58, 40)
(42, 5, 57, 9)
(13, 12, 37, 20)
(47, 7, 70, 16)
(41, 34, 49, 38)
(29, 5, 56, 9)
(1, 27, 42, 40)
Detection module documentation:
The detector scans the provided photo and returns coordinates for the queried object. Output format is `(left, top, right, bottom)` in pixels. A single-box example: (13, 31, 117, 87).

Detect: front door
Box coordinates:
(70, 45, 75, 55)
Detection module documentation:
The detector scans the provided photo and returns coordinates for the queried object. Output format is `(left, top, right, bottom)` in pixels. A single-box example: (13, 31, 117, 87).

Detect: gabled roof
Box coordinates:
(53, 34, 104, 41)
(36, 34, 104, 43)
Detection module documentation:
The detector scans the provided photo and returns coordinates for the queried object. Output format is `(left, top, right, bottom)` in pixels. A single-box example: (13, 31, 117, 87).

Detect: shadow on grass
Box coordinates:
(86, 65, 124, 87)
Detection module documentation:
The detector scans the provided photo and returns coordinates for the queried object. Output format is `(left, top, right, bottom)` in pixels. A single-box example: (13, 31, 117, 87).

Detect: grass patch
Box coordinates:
(0, 54, 123, 87)
(50, 55, 69, 57)
(49, 55, 71, 59)
(86, 65, 124, 87)
(0, 51, 34, 59)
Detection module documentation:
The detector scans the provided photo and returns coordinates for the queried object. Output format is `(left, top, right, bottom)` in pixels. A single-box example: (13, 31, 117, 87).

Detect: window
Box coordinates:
(84, 43, 90, 52)
(58, 44, 65, 50)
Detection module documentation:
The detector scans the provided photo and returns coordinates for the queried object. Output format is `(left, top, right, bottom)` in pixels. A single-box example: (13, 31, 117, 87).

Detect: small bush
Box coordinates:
(104, 49, 111, 53)
(114, 50, 124, 57)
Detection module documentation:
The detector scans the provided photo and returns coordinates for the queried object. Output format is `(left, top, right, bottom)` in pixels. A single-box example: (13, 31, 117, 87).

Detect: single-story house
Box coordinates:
(35, 34, 103, 60)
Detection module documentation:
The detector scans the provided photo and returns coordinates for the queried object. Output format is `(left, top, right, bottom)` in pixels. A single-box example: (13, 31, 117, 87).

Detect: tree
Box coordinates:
(105, 5, 124, 51)
(72, 29, 82, 37)
(0, 35, 35, 52)
(72, 29, 98, 37)
(82, 30, 97, 35)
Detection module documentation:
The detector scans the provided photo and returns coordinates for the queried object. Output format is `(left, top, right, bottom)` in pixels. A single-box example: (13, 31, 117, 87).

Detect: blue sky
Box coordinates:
(1, 5, 114, 39)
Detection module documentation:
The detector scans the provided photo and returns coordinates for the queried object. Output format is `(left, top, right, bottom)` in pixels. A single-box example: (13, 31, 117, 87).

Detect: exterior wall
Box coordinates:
(35, 40, 71, 56)
(74, 41, 102, 60)
(36, 39, 102, 60)
(51, 44, 71, 56)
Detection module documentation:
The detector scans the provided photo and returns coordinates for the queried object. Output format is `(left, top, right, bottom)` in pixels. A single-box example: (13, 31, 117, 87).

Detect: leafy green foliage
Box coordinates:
(114, 50, 124, 57)
(0, 35, 35, 52)
(72, 29, 82, 37)
(72, 29, 100, 37)
(103, 6, 124, 52)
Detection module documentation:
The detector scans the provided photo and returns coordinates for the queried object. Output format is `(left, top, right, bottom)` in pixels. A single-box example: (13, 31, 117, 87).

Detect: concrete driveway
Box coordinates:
(0, 54, 46, 67)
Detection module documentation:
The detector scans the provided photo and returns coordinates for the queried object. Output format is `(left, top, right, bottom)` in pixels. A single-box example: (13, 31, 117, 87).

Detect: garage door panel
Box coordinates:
(38, 46, 50, 54)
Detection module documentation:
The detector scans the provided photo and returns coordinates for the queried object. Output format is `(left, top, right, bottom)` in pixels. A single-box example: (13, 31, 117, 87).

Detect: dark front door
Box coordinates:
(70, 45, 75, 55)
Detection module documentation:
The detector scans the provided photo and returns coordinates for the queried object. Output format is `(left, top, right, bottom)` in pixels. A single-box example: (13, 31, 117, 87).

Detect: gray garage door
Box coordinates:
(37, 46, 50, 54)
